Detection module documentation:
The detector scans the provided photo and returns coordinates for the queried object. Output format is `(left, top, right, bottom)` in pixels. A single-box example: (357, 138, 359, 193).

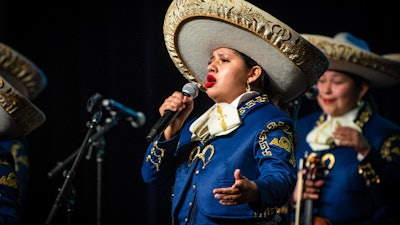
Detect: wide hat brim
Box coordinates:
(0, 76, 46, 140)
(0, 42, 47, 99)
(163, 0, 328, 103)
(302, 33, 400, 88)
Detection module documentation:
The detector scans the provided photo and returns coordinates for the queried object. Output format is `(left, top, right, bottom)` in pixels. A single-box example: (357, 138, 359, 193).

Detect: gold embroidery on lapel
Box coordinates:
(188, 145, 215, 169)
(306, 152, 335, 176)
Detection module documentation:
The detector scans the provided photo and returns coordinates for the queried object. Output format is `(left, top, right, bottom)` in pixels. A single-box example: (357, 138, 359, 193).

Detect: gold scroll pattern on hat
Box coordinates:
(0, 43, 46, 99)
(0, 77, 45, 136)
(163, 0, 328, 92)
(305, 37, 400, 79)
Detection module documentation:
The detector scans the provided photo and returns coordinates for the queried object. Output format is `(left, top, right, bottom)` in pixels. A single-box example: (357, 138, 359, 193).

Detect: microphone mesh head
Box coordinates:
(130, 111, 146, 128)
(87, 92, 103, 113)
(182, 82, 199, 99)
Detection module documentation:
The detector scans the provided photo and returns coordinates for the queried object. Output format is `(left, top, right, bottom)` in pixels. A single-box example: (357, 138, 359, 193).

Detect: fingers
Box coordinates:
(303, 179, 324, 200)
(333, 127, 370, 154)
(213, 187, 240, 205)
(160, 91, 195, 140)
(234, 168, 248, 181)
(214, 169, 259, 205)
(160, 91, 185, 114)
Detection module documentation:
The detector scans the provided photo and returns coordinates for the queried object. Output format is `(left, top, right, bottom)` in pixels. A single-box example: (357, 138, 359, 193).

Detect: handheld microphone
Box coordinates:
(102, 99, 146, 128)
(146, 82, 199, 142)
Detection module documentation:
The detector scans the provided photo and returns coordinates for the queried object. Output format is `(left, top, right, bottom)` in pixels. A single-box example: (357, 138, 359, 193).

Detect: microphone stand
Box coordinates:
(45, 113, 118, 225)
(88, 117, 117, 225)
(95, 139, 105, 225)
(47, 150, 78, 179)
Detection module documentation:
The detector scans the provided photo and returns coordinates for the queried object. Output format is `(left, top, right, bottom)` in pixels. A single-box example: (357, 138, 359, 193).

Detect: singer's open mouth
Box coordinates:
(205, 74, 216, 88)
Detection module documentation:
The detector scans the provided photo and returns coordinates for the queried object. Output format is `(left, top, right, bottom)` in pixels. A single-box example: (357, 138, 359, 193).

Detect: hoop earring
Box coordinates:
(246, 81, 251, 92)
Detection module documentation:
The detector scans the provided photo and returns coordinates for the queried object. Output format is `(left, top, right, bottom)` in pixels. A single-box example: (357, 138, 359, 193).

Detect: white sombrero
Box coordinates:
(0, 43, 47, 140)
(163, 0, 329, 103)
(301, 32, 400, 88)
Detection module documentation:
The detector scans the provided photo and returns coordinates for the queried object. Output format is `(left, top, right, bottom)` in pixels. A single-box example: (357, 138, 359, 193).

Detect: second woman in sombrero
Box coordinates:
(291, 32, 400, 225)
(141, 0, 328, 224)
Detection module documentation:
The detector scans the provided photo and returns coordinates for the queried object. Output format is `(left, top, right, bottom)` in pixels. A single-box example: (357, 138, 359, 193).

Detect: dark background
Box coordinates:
(1, 0, 399, 225)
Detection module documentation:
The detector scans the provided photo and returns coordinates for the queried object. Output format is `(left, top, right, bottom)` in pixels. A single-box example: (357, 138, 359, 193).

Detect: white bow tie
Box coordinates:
(190, 103, 242, 142)
(306, 116, 361, 151)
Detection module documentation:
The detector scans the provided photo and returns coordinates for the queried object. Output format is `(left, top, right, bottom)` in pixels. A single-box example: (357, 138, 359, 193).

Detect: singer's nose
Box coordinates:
(207, 62, 216, 73)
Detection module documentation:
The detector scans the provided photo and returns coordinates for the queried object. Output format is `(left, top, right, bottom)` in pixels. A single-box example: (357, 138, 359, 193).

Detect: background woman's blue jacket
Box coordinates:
(295, 103, 400, 225)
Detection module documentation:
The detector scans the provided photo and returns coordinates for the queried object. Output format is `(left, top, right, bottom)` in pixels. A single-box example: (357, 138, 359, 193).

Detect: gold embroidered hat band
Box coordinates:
(163, 0, 329, 103)
(301, 32, 400, 88)
(0, 77, 46, 139)
(0, 43, 47, 99)
(0, 43, 47, 139)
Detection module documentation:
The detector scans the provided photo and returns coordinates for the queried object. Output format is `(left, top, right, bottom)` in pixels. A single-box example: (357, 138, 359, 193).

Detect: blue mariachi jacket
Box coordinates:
(295, 103, 400, 225)
(0, 139, 25, 225)
(142, 94, 297, 225)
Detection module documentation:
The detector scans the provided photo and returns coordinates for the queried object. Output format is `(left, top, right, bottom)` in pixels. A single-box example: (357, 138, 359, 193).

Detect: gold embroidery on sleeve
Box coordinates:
(0, 172, 19, 189)
(259, 121, 294, 156)
(145, 141, 165, 171)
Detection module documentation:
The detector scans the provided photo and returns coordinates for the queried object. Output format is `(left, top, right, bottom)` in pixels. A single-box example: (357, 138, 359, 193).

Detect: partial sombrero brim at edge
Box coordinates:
(0, 76, 45, 140)
(302, 34, 400, 88)
(163, 0, 329, 103)
(0, 42, 47, 100)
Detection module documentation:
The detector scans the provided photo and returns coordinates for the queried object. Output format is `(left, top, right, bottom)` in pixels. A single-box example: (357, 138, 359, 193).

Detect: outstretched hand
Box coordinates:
(213, 169, 259, 205)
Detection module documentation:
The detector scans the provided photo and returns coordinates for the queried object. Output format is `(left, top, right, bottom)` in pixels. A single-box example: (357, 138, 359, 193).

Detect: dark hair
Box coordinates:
(343, 71, 378, 112)
(236, 50, 289, 113)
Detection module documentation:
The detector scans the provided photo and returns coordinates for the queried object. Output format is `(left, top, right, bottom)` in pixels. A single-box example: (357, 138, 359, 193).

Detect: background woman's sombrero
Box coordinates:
(0, 42, 47, 99)
(0, 43, 47, 140)
(301, 32, 400, 88)
(383, 53, 400, 62)
(0, 76, 46, 140)
(163, 0, 329, 103)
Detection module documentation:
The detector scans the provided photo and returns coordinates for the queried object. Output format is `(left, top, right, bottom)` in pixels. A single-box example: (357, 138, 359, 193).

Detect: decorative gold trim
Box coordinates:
(0, 43, 47, 99)
(145, 141, 166, 171)
(163, 0, 328, 102)
(0, 172, 19, 189)
(304, 36, 400, 77)
(358, 162, 380, 186)
(0, 77, 45, 138)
